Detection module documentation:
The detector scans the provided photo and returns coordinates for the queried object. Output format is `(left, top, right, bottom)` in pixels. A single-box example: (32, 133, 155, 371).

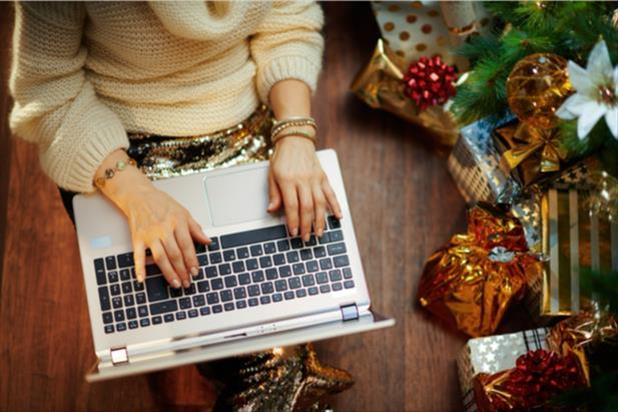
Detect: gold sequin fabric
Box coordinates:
(127, 105, 273, 180)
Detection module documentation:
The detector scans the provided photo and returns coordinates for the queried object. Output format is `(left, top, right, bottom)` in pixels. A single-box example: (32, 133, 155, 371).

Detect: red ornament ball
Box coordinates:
(403, 56, 457, 111)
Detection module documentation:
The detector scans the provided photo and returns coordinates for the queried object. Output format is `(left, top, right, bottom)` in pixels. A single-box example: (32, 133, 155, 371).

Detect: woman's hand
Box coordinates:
(96, 150, 209, 288)
(267, 136, 342, 241)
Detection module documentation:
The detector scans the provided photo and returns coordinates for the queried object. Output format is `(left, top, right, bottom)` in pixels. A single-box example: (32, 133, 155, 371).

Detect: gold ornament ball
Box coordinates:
(506, 53, 571, 129)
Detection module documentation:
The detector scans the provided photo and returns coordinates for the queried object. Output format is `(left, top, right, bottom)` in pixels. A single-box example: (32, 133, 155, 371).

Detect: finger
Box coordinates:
(280, 182, 299, 237)
(150, 240, 182, 289)
(188, 216, 210, 245)
(133, 239, 146, 282)
(298, 184, 314, 242)
(322, 180, 343, 219)
(267, 172, 282, 212)
(162, 234, 190, 288)
(312, 184, 327, 238)
(175, 224, 199, 279)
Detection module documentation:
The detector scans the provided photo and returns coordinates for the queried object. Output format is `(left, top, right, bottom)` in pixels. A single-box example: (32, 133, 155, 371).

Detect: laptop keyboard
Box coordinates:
(94, 216, 356, 334)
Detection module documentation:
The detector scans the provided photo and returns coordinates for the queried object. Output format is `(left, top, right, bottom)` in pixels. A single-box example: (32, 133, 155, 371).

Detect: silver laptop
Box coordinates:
(74, 149, 394, 381)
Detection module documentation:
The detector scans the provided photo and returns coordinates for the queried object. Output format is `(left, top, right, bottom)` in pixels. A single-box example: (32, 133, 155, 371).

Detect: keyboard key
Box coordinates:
(209, 253, 223, 265)
(128, 320, 139, 329)
(140, 318, 151, 327)
(277, 239, 290, 252)
(152, 316, 163, 325)
(122, 282, 133, 294)
(179, 297, 191, 309)
(120, 269, 131, 281)
(343, 268, 353, 279)
(123, 294, 135, 307)
(288, 277, 301, 289)
(250, 244, 263, 257)
(236, 300, 247, 309)
(116, 322, 127, 332)
(218, 263, 231, 276)
(134, 280, 145, 291)
(284, 291, 295, 300)
(261, 282, 274, 294)
(164, 314, 174, 323)
(184, 284, 196, 295)
(319, 258, 333, 270)
(176, 311, 187, 320)
(198, 254, 208, 266)
(114, 310, 125, 322)
(327, 243, 347, 256)
(306, 260, 319, 272)
(146, 276, 169, 302)
(237, 247, 250, 259)
(292, 263, 305, 275)
(291, 238, 303, 249)
(138, 305, 149, 317)
(246, 259, 259, 270)
(279, 265, 292, 278)
(208, 237, 220, 251)
(224, 303, 235, 311)
(313, 246, 327, 258)
(238, 273, 251, 285)
(330, 230, 344, 242)
(205, 266, 218, 278)
(275, 280, 288, 292)
(108, 271, 119, 283)
(259, 256, 273, 268)
(296, 289, 307, 298)
(98, 287, 111, 311)
(248, 285, 261, 297)
(146, 264, 161, 276)
(286, 251, 299, 263)
(195, 242, 206, 254)
(95, 258, 105, 271)
(200, 306, 211, 316)
(136, 292, 146, 304)
(150, 300, 179, 315)
(110, 284, 121, 296)
(195, 268, 205, 280)
(265, 268, 278, 280)
(95, 260, 107, 285)
(211, 278, 224, 290)
(302, 274, 315, 287)
(171, 287, 182, 298)
(220, 290, 233, 302)
(305, 236, 317, 247)
(251, 270, 264, 283)
(319, 284, 331, 294)
(105, 256, 117, 270)
(308, 286, 319, 295)
(316, 272, 328, 284)
(318, 232, 331, 244)
(328, 215, 341, 229)
(248, 298, 259, 307)
(117, 252, 134, 268)
(212, 305, 223, 313)
(234, 287, 247, 300)
(126, 307, 137, 319)
(221, 225, 287, 248)
(264, 242, 276, 254)
(272, 293, 283, 302)
(329, 269, 342, 282)
(224, 276, 238, 288)
(206, 293, 219, 304)
(193, 295, 206, 307)
(102, 312, 113, 324)
(260, 296, 271, 305)
(300, 249, 313, 261)
(112, 297, 123, 309)
(334, 255, 350, 268)
(197, 280, 210, 293)
(188, 309, 199, 318)
(273, 254, 286, 265)
(232, 261, 245, 273)
(332, 282, 343, 291)
(223, 250, 236, 262)
(344, 280, 355, 289)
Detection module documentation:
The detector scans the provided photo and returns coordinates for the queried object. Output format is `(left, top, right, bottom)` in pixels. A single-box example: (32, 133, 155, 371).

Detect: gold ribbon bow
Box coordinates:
(498, 123, 567, 173)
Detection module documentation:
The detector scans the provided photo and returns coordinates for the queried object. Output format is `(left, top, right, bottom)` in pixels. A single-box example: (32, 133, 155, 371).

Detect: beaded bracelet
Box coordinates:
(94, 158, 137, 188)
(271, 117, 317, 139)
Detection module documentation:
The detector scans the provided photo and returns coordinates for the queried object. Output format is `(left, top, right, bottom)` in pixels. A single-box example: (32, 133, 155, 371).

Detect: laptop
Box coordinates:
(73, 149, 394, 381)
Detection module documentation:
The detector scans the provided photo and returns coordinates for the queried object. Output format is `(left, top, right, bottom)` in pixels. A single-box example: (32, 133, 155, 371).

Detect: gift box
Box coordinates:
(541, 172, 618, 316)
(457, 328, 549, 412)
(447, 114, 519, 204)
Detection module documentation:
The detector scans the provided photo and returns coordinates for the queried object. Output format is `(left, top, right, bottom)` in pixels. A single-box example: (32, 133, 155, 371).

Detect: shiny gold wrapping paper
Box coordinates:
(418, 204, 543, 337)
(350, 39, 460, 148)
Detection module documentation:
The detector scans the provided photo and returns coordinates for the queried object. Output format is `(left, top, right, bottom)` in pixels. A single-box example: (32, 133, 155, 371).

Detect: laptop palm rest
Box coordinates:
(87, 311, 394, 382)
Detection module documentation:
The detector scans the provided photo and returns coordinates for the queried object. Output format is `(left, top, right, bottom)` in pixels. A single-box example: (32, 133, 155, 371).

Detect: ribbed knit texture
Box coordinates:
(9, 1, 324, 193)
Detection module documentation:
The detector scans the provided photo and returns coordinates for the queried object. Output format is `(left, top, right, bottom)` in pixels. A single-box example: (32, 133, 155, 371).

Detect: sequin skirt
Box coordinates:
(127, 105, 273, 180)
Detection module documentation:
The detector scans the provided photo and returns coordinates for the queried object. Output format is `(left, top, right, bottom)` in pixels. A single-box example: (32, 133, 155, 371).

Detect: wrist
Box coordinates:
(274, 134, 316, 150)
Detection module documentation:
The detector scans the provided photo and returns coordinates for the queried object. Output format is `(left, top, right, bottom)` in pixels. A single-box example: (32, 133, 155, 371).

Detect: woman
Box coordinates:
(9, 1, 341, 290)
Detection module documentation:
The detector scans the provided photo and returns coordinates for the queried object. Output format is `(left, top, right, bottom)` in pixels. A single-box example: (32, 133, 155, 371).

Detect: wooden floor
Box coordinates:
(0, 3, 481, 411)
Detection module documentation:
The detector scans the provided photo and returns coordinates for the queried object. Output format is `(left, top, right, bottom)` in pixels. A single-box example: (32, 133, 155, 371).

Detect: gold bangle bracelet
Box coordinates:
(271, 117, 317, 139)
(94, 158, 137, 188)
(272, 130, 317, 146)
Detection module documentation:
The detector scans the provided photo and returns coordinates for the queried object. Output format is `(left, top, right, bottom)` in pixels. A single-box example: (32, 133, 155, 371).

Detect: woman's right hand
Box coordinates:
(95, 150, 210, 288)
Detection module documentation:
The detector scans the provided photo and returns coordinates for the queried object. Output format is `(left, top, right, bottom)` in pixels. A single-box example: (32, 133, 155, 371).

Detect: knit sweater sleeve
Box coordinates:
(250, 0, 324, 104)
(9, 2, 129, 193)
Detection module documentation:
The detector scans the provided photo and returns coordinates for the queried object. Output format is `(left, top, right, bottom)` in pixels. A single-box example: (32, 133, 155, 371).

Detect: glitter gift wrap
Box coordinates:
(541, 172, 618, 316)
(447, 114, 519, 205)
(350, 38, 460, 148)
(457, 328, 549, 412)
(417, 204, 543, 337)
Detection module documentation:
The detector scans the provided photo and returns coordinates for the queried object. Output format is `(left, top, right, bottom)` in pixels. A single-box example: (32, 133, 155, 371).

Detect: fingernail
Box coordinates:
(317, 229, 323, 237)
(267, 202, 273, 210)
(191, 267, 198, 276)
(183, 281, 190, 288)
(291, 228, 298, 237)
(172, 279, 181, 289)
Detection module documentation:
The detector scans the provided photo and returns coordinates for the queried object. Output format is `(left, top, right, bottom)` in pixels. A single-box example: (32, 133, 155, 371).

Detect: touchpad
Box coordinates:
(204, 166, 271, 227)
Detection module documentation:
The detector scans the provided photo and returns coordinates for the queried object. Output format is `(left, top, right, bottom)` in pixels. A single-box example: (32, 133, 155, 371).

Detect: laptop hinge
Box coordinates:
(110, 347, 129, 365)
(340, 303, 359, 321)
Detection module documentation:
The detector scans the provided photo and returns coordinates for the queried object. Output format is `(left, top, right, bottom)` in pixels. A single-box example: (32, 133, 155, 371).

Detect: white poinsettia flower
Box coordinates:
(556, 40, 618, 140)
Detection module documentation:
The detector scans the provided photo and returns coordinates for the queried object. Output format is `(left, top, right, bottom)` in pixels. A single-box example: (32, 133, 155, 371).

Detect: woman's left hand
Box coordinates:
(267, 136, 342, 241)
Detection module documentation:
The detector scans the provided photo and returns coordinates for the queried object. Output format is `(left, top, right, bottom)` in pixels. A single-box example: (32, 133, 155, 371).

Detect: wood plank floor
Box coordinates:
(0, 3, 476, 411)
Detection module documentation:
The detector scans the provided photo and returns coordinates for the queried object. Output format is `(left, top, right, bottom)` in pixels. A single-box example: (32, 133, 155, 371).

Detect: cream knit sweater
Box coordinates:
(9, 1, 324, 193)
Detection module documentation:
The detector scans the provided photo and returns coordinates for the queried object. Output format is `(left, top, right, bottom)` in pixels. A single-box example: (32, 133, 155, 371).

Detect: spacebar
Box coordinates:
(150, 300, 178, 315)
(221, 225, 288, 248)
